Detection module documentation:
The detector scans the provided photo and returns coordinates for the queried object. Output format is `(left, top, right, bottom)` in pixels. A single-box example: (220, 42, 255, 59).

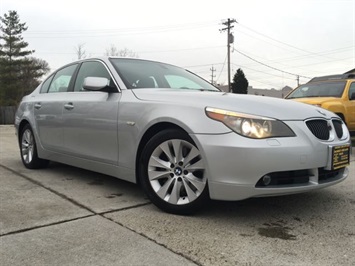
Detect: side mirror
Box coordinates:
(350, 92, 355, 100)
(83, 77, 110, 91)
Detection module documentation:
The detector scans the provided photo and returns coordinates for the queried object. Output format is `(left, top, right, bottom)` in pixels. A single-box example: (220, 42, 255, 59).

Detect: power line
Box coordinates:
(24, 21, 220, 38)
(138, 45, 224, 54)
(231, 63, 296, 81)
(216, 55, 228, 83)
(234, 49, 311, 79)
(237, 23, 347, 63)
(184, 62, 225, 68)
(264, 46, 355, 64)
(237, 23, 317, 56)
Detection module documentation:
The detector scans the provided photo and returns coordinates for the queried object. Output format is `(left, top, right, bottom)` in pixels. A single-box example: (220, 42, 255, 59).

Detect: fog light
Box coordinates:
(262, 175, 272, 186)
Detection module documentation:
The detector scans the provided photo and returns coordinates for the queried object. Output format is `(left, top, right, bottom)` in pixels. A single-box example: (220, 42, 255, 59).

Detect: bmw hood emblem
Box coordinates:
(317, 109, 326, 116)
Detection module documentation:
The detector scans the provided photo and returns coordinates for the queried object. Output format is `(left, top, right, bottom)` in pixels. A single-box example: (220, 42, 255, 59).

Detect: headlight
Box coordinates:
(205, 107, 295, 139)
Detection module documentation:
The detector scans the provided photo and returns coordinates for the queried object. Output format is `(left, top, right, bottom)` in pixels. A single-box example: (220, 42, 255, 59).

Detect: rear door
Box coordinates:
(34, 64, 78, 152)
(62, 60, 120, 164)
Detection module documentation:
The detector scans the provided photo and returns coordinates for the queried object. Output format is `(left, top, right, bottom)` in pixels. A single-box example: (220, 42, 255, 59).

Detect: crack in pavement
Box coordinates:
(0, 163, 96, 214)
(0, 163, 152, 230)
(0, 214, 96, 237)
(0, 163, 198, 265)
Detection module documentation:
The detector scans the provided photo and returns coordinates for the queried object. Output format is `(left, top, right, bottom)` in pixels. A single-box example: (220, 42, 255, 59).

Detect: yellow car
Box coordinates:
(286, 74, 355, 136)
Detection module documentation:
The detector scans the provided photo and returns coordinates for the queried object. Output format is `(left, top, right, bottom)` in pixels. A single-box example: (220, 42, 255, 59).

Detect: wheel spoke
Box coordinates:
(21, 147, 28, 155)
(23, 131, 29, 143)
(182, 179, 197, 202)
(21, 141, 29, 151)
(185, 173, 206, 192)
(182, 146, 200, 166)
(156, 178, 174, 198)
(185, 158, 204, 171)
(148, 169, 171, 181)
(28, 147, 33, 163)
(22, 140, 29, 146)
(22, 142, 28, 159)
(149, 155, 170, 169)
(171, 139, 183, 163)
(168, 179, 181, 204)
(25, 130, 31, 144)
(159, 142, 174, 163)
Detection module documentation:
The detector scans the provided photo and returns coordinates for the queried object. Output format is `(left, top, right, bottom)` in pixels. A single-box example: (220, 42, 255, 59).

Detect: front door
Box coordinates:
(62, 60, 120, 165)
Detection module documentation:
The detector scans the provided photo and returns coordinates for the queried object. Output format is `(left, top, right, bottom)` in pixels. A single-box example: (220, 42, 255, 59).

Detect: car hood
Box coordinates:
(290, 97, 338, 105)
(132, 89, 336, 120)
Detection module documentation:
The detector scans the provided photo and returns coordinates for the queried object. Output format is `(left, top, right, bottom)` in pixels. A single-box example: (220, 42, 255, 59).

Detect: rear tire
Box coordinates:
(20, 124, 49, 169)
(139, 129, 209, 215)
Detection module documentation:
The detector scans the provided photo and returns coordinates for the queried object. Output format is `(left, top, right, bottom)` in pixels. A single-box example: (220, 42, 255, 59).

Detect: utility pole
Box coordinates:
(210, 65, 216, 85)
(296, 75, 300, 86)
(220, 18, 237, 92)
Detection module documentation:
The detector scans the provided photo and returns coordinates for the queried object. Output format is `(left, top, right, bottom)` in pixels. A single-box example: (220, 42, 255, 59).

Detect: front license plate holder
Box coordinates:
(329, 145, 350, 170)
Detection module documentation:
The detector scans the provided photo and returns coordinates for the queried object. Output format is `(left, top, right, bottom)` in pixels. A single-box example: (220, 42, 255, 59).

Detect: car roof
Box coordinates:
(308, 73, 355, 83)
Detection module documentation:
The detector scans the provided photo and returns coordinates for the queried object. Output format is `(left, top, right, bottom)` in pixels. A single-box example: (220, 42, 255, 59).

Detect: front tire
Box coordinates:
(139, 129, 209, 214)
(20, 124, 49, 169)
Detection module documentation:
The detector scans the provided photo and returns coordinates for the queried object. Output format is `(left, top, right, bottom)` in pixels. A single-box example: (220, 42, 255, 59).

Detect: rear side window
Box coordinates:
(48, 64, 78, 93)
(40, 75, 54, 93)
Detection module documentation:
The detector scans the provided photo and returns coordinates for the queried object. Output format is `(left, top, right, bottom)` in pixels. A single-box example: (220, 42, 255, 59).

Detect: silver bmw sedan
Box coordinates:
(15, 57, 351, 214)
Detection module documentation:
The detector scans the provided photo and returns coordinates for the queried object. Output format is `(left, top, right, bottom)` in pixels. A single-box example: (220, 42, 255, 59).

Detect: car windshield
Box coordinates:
(286, 81, 346, 99)
(110, 58, 220, 92)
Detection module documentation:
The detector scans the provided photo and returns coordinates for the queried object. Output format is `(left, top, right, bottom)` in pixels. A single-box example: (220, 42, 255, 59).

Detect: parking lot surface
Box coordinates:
(1, 125, 354, 265)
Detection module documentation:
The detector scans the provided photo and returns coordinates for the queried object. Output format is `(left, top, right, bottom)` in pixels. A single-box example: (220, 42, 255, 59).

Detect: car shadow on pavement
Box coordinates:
(42, 161, 354, 219)
(11, 159, 354, 224)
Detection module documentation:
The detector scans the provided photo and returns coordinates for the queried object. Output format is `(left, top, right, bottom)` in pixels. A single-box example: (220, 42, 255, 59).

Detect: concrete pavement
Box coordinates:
(1, 125, 354, 266)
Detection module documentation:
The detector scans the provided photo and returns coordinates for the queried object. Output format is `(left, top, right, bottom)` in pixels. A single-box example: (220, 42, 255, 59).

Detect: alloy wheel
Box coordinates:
(147, 139, 206, 205)
(21, 129, 34, 164)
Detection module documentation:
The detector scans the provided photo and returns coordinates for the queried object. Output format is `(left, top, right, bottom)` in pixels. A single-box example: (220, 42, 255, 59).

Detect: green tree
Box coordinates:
(21, 57, 50, 95)
(231, 68, 249, 94)
(0, 10, 49, 106)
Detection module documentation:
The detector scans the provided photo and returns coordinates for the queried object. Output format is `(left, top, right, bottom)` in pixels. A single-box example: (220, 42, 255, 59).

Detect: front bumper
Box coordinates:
(192, 120, 350, 201)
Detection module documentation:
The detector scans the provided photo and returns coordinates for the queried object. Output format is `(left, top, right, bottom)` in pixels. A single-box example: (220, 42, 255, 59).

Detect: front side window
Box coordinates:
(48, 64, 78, 93)
(348, 82, 355, 100)
(287, 81, 346, 99)
(74, 61, 113, 92)
(110, 58, 219, 92)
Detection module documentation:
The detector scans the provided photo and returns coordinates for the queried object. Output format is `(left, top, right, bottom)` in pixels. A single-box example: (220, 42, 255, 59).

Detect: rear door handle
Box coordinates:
(34, 103, 41, 109)
(64, 103, 74, 110)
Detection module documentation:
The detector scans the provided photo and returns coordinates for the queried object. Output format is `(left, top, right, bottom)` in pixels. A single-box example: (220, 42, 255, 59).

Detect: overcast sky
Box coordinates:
(1, 0, 354, 89)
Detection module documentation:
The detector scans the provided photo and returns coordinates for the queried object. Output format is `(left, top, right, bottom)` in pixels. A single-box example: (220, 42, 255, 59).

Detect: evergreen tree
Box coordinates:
(0, 10, 49, 106)
(231, 68, 249, 94)
(0, 10, 34, 60)
(21, 57, 50, 95)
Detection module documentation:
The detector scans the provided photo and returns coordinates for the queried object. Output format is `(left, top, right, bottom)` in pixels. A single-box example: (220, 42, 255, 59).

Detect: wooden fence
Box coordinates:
(0, 106, 17, 125)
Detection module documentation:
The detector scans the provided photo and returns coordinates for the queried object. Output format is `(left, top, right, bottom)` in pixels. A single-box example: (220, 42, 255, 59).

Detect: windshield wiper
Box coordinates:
(178, 87, 218, 92)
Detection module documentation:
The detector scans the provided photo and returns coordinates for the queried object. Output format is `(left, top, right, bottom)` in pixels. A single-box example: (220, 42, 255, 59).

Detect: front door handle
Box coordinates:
(34, 103, 41, 109)
(64, 103, 74, 110)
